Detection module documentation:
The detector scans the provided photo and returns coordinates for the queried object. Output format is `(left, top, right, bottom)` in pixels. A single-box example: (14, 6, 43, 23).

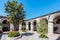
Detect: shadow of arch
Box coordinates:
(21, 32, 34, 37)
(56, 36, 60, 40)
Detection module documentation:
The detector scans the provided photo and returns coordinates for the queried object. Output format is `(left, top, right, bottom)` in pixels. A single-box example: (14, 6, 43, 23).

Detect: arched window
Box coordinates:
(33, 20, 37, 31)
(2, 20, 10, 31)
(28, 22, 31, 30)
(2, 20, 7, 24)
(53, 16, 60, 34)
(22, 22, 26, 30)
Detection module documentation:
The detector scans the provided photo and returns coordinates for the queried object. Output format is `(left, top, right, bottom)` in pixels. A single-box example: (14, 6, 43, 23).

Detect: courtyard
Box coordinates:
(0, 0, 60, 40)
(0, 31, 60, 40)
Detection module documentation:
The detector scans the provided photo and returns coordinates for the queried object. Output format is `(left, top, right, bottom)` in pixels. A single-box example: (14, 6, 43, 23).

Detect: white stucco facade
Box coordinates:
(0, 11, 60, 34)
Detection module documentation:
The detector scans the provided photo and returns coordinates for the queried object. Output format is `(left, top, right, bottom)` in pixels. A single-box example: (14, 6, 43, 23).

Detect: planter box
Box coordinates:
(7, 35, 21, 40)
(7, 37, 18, 40)
(40, 38, 49, 40)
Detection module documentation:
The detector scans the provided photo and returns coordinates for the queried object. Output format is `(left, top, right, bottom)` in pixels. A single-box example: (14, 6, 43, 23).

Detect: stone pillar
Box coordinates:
(31, 21, 33, 31)
(48, 21, 53, 34)
(10, 23, 14, 31)
(36, 18, 40, 25)
(26, 22, 29, 31)
(19, 23, 22, 32)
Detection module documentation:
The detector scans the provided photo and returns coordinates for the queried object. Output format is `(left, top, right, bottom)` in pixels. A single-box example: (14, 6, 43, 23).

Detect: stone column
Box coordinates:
(48, 21, 53, 34)
(10, 23, 14, 31)
(36, 18, 40, 25)
(19, 23, 22, 33)
(31, 21, 33, 31)
(26, 22, 29, 31)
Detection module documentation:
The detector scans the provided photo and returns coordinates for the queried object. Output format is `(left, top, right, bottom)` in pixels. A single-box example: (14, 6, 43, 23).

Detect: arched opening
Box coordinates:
(53, 16, 60, 34)
(22, 22, 26, 30)
(28, 22, 31, 30)
(33, 20, 37, 31)
(2, 20, 10, 32)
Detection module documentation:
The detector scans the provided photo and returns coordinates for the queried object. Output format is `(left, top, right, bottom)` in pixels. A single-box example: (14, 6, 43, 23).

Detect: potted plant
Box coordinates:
(37, 19, 48, 40)
(7, 31, 20, 40)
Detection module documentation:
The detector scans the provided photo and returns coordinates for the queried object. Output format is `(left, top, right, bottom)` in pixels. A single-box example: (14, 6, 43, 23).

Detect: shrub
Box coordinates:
(39, 34, 48, 38)
(8, 31, 20, 37)
(37, 19, 48, 38)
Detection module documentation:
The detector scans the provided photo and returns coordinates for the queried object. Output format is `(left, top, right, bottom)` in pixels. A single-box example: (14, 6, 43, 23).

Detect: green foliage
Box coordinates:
(5, 0, 25, 24)
(22, 25, 26, 30)
(37, 19, 48, 34)
(22, 30, 26, 32)
(8, 31, 20, 37)
(0, 23, 2, 29)
(37, 19, 48, 38)
(22, 25, 26, 32)
(39, 34, 48, 38)
(0, 23, 2, 26)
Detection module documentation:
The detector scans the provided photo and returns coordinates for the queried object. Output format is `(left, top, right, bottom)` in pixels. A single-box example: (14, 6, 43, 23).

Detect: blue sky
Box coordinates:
(0, 0, 60, 19)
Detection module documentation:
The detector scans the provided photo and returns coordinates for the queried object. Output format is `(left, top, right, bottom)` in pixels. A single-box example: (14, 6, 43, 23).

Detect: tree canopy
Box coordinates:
(5, 0, 25, 24)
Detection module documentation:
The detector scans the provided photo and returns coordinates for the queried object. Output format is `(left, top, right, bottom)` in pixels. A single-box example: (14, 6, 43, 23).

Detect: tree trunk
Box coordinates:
(14, 23, 19, 31)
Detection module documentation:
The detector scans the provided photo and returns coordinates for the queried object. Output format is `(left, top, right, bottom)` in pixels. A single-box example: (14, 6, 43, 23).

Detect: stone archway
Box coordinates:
(53, 16, 60, 34)
(2, 20, 10, 32)
(33, 20, 37, 31)
(28, 22, 31, 30)
(48, 13, 60, 34)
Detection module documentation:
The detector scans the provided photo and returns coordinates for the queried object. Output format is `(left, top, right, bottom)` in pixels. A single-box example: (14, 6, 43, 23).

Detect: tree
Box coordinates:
(5, 0, 25, 31)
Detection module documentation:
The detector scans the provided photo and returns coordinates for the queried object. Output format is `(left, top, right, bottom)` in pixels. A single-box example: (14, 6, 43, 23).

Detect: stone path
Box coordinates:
(48, 34, 60, 40)
(18, 32, 40, 40)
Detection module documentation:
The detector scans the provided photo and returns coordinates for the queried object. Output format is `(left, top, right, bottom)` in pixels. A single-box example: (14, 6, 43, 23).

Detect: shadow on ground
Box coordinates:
(21, 32, 34, 36)
(0, 33, 2, 40)
(56, 36, 60, 40)
(0, 32, 8, 40)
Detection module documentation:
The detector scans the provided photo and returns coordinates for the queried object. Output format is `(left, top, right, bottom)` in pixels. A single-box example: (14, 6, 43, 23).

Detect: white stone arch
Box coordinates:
(48, 13, 60, 34)
(48, 13, 60, 22)
(2, 19, 10, 31)
(1, 19, 7, 23)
